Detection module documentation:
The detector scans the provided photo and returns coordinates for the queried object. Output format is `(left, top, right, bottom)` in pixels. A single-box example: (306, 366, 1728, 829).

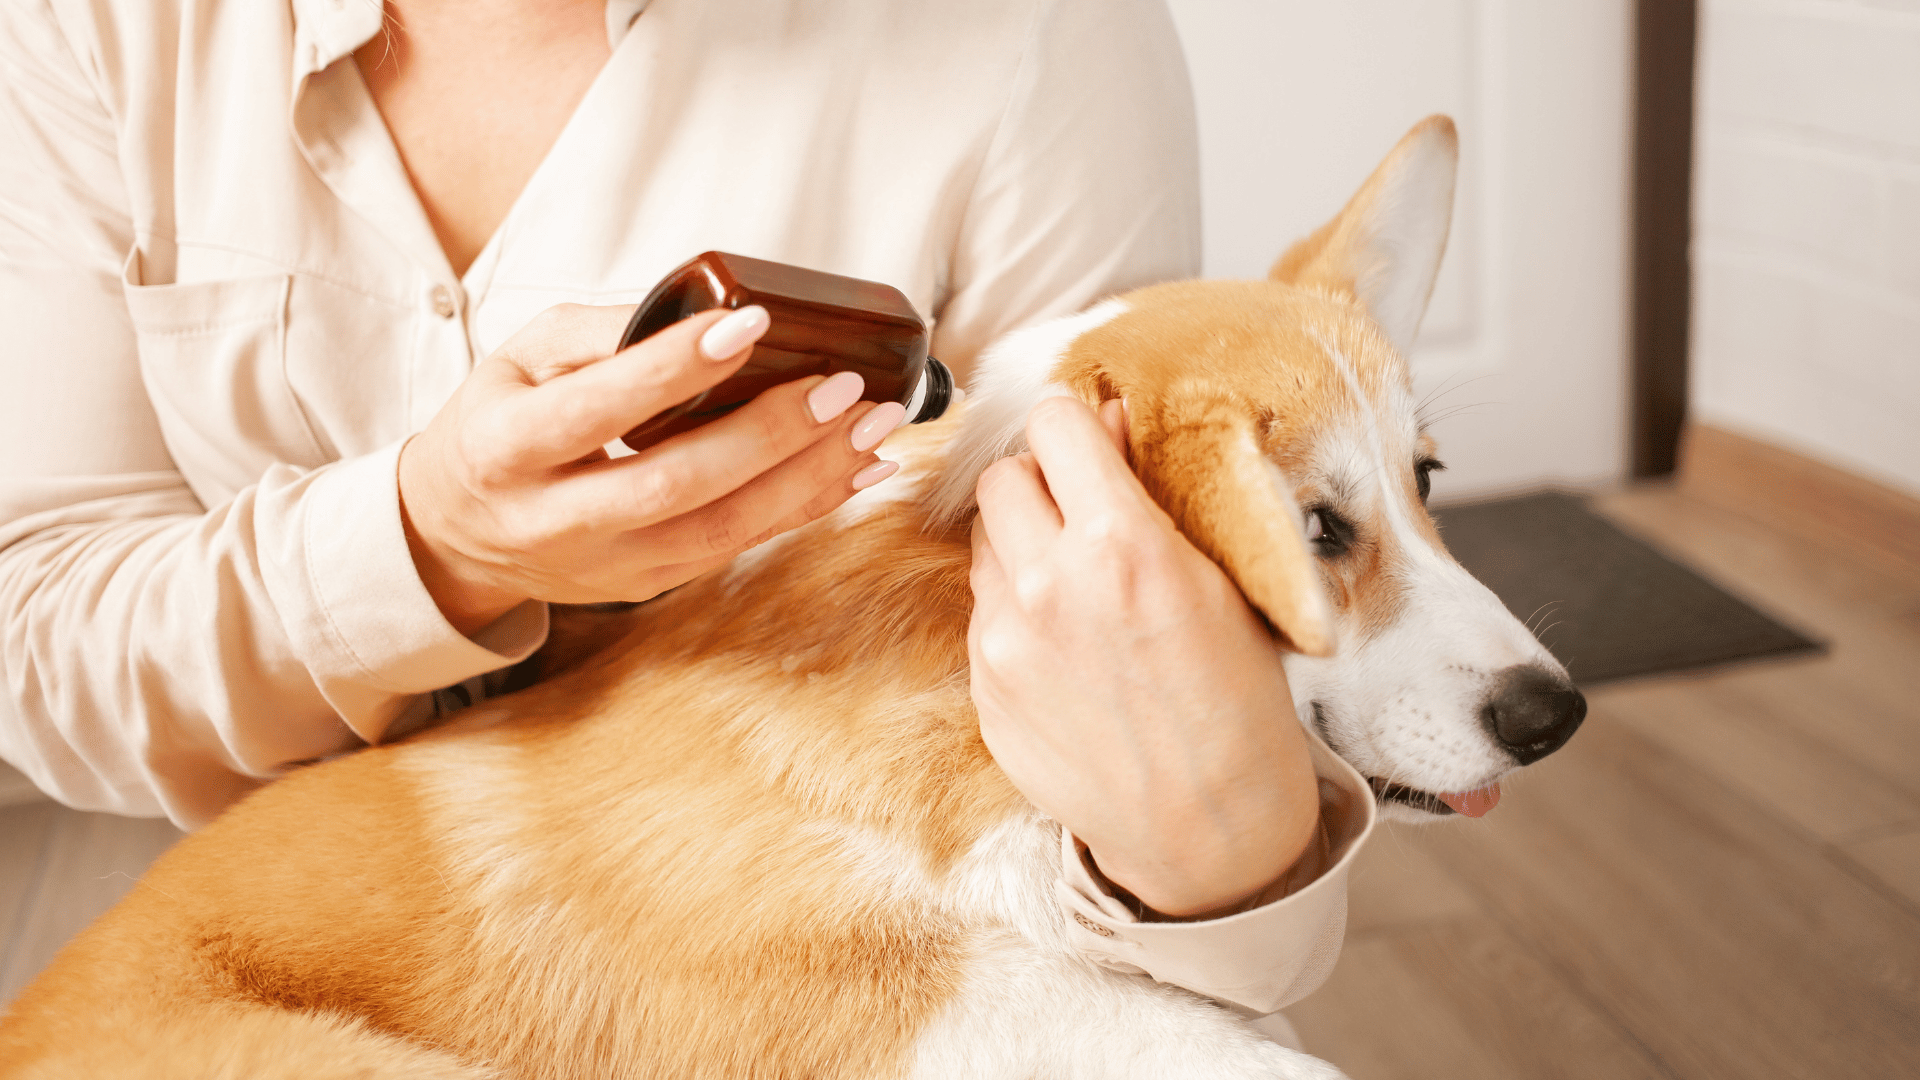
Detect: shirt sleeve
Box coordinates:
(929, 0, 1203, 377)
(1054, 735, 1378, 1016)
(0, 0, 545, 829)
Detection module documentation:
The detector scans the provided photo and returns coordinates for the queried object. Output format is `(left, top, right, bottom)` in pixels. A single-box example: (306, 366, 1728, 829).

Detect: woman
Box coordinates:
(0, 0, 1370, 1023)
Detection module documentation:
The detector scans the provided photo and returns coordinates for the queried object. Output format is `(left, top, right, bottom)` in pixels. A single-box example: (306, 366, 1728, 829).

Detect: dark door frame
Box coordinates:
(1629, 0, 1699, 478)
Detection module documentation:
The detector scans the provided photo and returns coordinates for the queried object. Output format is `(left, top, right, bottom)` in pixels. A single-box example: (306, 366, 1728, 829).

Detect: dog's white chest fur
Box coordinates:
(895, 818, 1343, 1079)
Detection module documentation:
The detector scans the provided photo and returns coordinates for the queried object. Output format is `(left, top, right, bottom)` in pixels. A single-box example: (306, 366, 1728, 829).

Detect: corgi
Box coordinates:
(0, 115, 1583, 1080)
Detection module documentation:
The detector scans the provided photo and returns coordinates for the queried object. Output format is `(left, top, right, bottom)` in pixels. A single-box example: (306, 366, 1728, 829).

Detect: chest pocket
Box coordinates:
(122, 247, 329, 509)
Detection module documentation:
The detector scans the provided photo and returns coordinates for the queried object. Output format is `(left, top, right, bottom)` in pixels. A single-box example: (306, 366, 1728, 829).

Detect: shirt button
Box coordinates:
(430, 285, 458, 319)
(1072, 912, 1117, 938)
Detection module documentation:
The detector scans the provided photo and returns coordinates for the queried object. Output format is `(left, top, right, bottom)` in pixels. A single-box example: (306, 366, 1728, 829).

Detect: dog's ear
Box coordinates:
(1130, 389, 1335, 657)
(1270, 115, 1457, 354)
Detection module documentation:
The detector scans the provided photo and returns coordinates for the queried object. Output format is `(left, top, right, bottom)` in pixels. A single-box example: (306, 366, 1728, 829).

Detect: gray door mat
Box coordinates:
(1431, 490, 1823, 686)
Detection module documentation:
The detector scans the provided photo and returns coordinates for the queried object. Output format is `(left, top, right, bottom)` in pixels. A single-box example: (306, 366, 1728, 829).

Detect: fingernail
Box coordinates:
(807, 371, 866, 423)
(851, 460, 900, 490)
(851, 401, 907, 452)
(699, 305, 770, 361)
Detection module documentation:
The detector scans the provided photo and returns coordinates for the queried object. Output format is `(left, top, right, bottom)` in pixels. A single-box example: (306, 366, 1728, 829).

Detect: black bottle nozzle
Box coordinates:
(906, 357, 954, 424)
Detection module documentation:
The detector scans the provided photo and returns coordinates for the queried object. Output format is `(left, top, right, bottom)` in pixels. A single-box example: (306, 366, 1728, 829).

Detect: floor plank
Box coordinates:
(1592, 488, 1920, 805)
(0, 803, 58, 961)
(0, 808, 183, 1007)
(1340, 822, 1482, 936)
(1594, 487, 1920, 629)
(1598, 676, 1920, 843)
(1413, 715, 1920, 1080)
(0, 763, 45, 810)
(1290, 908, 1673, 1080)
(1844, 829, 1920, 911)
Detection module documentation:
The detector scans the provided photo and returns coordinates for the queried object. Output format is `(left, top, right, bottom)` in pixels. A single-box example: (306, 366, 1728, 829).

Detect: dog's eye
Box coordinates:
(1415, 459, 1445, 502)
(1304, 509, 1351, 556)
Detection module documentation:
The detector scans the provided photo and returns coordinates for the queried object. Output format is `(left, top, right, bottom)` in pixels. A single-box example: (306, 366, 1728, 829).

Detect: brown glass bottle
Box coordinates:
(616, 252, 954, 452)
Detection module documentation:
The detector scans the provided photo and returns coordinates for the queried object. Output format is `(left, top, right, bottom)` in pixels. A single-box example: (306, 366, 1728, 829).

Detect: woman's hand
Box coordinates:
(399, 303, 904, 635)
(968, 397, 1321, 919)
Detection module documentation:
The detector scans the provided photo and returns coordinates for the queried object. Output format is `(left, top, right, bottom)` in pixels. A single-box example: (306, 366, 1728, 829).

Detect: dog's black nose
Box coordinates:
(1481, 664, 1586, 766)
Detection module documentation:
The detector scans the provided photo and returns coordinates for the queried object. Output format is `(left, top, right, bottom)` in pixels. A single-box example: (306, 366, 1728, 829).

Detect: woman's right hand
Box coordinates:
(398, 303, 905, 636)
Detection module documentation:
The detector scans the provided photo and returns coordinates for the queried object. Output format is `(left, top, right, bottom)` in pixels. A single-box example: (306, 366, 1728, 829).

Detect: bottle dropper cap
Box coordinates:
(904, 358, 955, 424)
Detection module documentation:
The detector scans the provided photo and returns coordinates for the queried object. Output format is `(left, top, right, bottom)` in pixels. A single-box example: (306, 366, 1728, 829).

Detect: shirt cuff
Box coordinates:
(1053, 733, 1376, 1015)
(264, 440, 549, 742)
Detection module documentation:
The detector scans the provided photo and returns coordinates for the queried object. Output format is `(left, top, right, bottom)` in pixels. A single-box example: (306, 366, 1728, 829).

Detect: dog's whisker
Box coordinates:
(1415, 401, 1496, 428)
(1417, 370, 1496, 405)
(1522, 600, 1561, 632)
(1525, 603, 1567, 637)
(1413, 373, 1499, 429)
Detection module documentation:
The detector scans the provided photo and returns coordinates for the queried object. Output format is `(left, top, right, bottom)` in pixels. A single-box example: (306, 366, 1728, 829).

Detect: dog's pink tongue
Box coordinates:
(1437, 784, 1502, 818)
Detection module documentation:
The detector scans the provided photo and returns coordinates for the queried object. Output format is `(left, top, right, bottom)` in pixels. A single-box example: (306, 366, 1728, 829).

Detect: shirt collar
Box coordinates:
(606, 0, 651, 48)
(289, 0, 651, 82)
(289, 0, 386, 85)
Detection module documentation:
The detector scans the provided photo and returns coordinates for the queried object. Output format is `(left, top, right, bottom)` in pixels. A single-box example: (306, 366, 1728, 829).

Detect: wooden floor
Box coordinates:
(2, 424, 1917, 1078)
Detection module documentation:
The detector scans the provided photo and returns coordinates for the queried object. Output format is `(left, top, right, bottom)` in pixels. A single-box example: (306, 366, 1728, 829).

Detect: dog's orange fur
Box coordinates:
(0, 474, 1004, 1078)
(0, 117, 1458, 1079)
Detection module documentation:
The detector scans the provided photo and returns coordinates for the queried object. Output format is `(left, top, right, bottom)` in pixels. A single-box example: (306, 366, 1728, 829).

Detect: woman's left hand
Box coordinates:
(968, 396, 1322, 918)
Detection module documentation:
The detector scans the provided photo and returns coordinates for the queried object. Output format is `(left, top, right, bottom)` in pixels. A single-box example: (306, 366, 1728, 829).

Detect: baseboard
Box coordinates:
(1678, 424, 1920, 578)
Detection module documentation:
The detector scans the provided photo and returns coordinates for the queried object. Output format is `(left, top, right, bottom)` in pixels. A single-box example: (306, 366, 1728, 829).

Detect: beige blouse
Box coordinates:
(0, 0, 1373, 1014)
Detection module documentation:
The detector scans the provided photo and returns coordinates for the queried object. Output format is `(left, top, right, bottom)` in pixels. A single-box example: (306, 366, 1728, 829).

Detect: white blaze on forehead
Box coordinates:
(1312, 332, 1445, 581)
(1306, 328, 1416, 511)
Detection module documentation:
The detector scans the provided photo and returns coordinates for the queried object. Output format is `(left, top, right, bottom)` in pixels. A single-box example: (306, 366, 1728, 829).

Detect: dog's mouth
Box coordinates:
(1367, 777, 1503, 818)
(1369, 778, 1453, 816)
(1309, 702, 1505, 819)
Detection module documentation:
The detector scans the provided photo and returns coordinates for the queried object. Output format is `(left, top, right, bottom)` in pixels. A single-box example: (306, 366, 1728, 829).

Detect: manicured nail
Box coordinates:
(851, 460, 900, 491)
(699, 305, 770, 361)
(851, 401, 907, 452)
(807, 371, 865, 423)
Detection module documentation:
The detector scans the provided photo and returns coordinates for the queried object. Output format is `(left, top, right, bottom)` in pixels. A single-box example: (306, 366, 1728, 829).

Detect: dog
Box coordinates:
(0, 115, 1584, 1079)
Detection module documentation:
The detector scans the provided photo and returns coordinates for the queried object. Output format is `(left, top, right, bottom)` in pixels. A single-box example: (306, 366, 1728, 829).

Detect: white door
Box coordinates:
(1165, 0, 1633, 500)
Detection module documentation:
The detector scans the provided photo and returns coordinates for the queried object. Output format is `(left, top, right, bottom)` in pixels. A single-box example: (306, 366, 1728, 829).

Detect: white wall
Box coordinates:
(1165, 0, 1633, 501)
(1692, 0, 1920, 497)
